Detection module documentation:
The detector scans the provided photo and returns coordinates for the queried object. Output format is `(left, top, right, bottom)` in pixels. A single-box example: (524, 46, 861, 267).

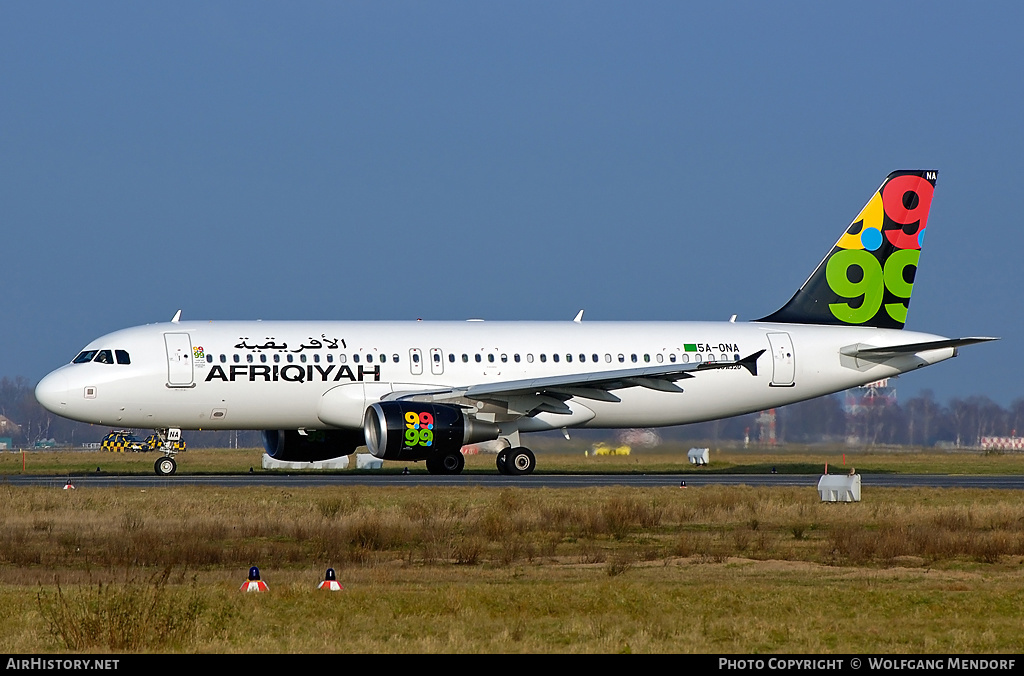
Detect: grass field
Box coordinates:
(1, 444, 1024, 653)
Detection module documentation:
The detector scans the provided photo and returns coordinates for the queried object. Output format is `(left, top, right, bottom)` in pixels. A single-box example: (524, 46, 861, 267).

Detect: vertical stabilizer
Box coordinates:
(756, 170, 937, 329)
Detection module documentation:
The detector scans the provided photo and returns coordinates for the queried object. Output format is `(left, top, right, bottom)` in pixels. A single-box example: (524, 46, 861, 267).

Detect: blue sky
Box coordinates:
(1, 2, 1020, 404)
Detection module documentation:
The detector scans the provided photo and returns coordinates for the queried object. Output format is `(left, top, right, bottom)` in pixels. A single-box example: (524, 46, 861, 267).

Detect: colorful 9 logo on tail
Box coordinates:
(826, 173, 934, 325)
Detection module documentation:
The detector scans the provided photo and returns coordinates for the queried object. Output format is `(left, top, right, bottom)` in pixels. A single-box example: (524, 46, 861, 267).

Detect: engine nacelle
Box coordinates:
(363, 402, 500, 461)
(262, 429, 365, 462)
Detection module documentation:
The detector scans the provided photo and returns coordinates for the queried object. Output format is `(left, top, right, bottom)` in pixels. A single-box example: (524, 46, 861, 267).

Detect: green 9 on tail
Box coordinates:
(758, 170, 937, 329)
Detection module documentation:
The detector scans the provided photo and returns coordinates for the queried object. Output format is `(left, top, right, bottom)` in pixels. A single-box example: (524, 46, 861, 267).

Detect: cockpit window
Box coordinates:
(73, 351, 98, 364)
(115, 350, 131, 365)
(93, 350, 114, 364)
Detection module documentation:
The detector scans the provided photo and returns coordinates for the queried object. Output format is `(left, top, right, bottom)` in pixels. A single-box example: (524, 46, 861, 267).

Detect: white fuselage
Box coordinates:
(34, 319, 955, 434)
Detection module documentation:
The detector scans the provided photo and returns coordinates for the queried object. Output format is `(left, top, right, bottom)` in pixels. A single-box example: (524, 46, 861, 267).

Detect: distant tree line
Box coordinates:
(664, 390, 1024, 448)
(2, 375, 1022, 450)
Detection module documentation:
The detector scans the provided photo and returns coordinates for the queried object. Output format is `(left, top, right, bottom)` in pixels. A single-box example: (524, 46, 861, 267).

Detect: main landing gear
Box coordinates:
(423, 445, 537, 476)
(496, 447, 536, 475)
(425, 451, 465, 475)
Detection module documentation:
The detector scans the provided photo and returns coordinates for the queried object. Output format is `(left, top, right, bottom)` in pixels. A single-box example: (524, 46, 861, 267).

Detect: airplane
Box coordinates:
(35, 170, 995, 476)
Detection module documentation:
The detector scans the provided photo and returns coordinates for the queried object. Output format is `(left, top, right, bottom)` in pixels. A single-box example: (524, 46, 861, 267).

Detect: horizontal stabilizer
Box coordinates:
(848, 337, 998, 358)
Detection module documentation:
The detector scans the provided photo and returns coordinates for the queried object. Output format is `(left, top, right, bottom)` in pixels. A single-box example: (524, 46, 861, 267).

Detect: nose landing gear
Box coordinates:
(153, 427, 182, 476)
(155, 456, 177, 476)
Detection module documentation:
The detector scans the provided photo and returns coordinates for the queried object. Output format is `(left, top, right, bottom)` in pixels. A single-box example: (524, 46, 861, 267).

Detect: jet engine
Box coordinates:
(262, 429, 365, 462)
(363, 402, 500, 461)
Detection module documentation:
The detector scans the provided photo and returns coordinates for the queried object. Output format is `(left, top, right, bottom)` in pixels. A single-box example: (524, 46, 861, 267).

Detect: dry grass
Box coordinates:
(0, 483, 1023, 652)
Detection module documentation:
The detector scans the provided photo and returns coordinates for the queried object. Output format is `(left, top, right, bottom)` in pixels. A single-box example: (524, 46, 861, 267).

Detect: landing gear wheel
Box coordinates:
(155, 456, 177, 476)
(505, 447, 536, 476)
(426, 452, 465, 475)
(496, 448, 510, 475)
(442, 452, 465, 474)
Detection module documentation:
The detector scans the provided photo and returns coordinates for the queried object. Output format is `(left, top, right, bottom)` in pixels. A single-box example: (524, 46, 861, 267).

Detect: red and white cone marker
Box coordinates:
(240, 566, 269, 592)
(318, 568, 344, 591)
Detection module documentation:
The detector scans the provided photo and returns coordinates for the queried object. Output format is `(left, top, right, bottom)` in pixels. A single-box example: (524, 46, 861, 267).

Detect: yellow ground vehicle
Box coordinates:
(100, 430, 148, 452)
(586, 443, 631, 456)
(145, 434, 186, 452)
(100, 431, 186, 452)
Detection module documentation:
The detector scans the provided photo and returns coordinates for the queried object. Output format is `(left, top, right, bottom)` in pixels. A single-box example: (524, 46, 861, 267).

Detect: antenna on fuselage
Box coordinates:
(171, 309, 182, 323)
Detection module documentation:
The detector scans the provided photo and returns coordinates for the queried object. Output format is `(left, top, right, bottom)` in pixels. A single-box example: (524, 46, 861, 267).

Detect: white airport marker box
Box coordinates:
(262, 454, 350, 470)
(817, 473, 861, 502)
(688, 448, 709, 465)
(355, 453, 383, 470)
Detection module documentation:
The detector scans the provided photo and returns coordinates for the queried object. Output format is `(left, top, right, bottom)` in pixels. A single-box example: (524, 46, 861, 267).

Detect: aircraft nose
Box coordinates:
(35, 371, 69, 413)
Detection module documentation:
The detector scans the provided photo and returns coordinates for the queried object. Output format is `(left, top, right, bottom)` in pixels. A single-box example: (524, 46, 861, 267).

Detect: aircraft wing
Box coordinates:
(384, 350, 764, 416)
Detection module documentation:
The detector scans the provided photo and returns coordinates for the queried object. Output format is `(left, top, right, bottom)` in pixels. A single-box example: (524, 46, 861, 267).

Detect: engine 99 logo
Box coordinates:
(826, 174, 933, 325)
(404, 411, 434, 448)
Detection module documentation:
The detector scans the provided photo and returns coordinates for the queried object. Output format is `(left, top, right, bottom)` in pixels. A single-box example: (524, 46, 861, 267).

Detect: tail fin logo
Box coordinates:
(757, 170, 938, 329)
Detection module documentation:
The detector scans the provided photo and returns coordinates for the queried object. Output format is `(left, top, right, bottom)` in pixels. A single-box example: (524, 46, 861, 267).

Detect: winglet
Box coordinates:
(573, 310, 584, 323)
(171, 309, 182, 323)
(737, 349, 764, 376)
(696, 349, 765, 376)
